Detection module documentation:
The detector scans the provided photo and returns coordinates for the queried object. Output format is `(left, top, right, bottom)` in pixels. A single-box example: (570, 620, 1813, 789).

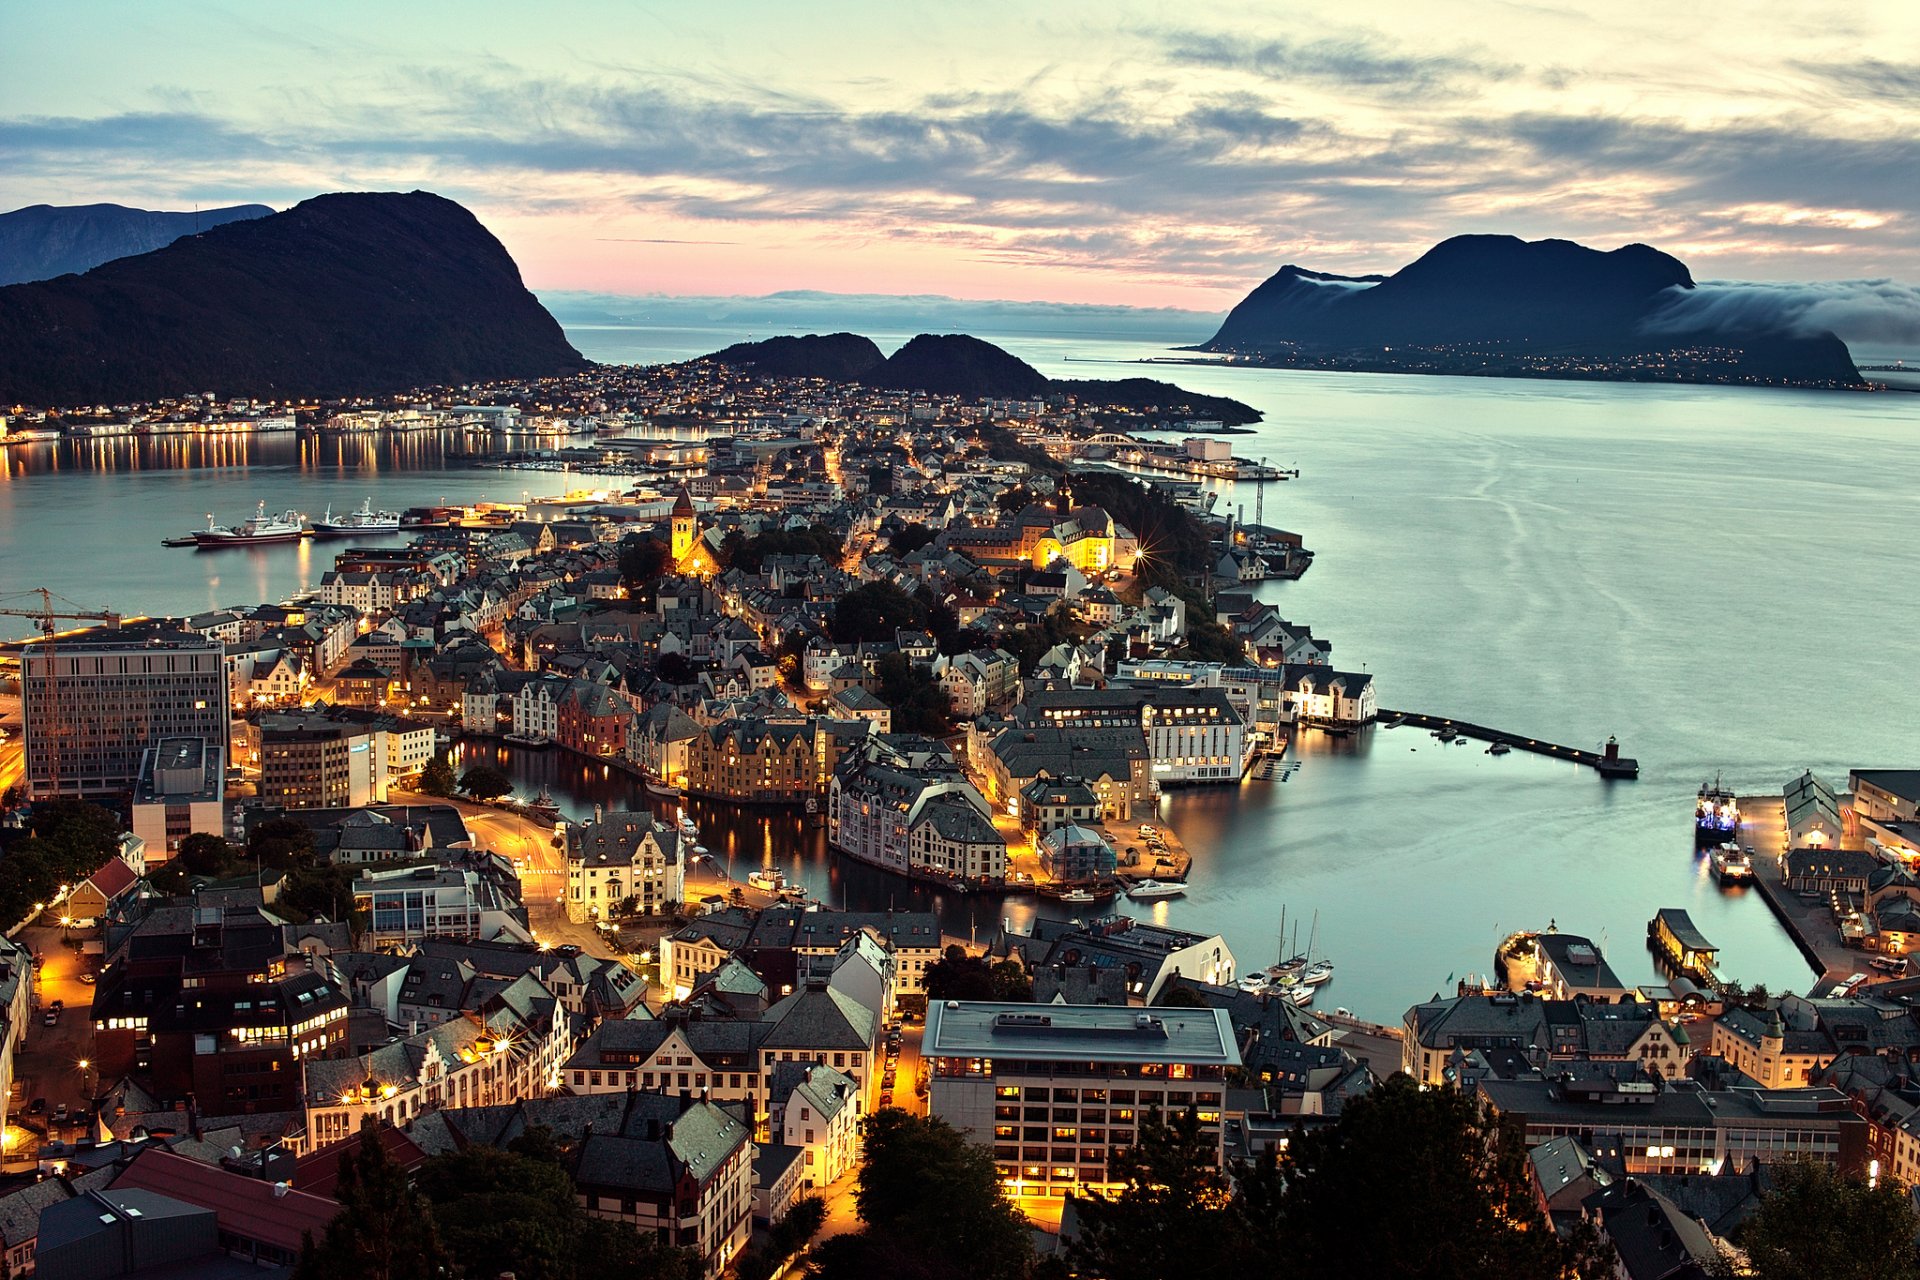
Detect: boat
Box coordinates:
(678, 815, 700, 837)
(312, 497, 402, 535)
(1710, 843, 1755, 885)
(1056, 888, 1099, 905)
(748, 869, 786, 892)
(193, 501, 306, 546)
(1126, 879, 1187, 900)
(502, 733, 552, 749)
(1236, 975, 1271, 993)
(1696, 776, 1740, 846)
(526, 788, 561, 822)
(1435, 727, 1459, 743)
(644, 778, 683, 800)
(1486, 741, 1511, 756)
(1285, 984, 1315, 1007)
(1300, 959, 1334, 986)
(160, 533, 200, 547)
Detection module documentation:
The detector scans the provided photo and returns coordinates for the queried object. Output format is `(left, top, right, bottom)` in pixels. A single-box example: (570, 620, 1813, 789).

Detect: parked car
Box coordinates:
(80, 972, 96, 985)
(42, 1009, 57, 1026)
(52, 1103, 67, 1123)
(27, 1098, 46, 1115)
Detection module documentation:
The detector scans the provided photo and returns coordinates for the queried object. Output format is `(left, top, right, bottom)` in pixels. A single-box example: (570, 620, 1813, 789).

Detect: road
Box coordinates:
(0, 690, 23, 799)
(10, 919, 101, 1152)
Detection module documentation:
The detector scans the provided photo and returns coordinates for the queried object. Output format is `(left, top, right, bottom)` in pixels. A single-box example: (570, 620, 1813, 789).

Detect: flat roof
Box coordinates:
(924, 1001, 1240, 1067)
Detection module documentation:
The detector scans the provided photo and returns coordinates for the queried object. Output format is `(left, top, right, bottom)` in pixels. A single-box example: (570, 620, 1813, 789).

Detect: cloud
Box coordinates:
(1161, 30, 1519, 96)
(1643, 279, 1920, 345)
(1793, 58, 1920, 102)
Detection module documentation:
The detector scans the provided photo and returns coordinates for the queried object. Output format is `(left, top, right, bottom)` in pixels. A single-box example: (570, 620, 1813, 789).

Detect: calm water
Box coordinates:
(7, 321, 1917, 1019)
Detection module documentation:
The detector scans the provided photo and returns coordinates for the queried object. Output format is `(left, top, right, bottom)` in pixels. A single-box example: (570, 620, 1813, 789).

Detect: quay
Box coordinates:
(1738, 795, 1863, 985)
(1376, 710, 1639, 778)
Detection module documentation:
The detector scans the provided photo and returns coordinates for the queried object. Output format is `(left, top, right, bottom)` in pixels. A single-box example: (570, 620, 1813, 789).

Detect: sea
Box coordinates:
(3, 319, 1916, 1021)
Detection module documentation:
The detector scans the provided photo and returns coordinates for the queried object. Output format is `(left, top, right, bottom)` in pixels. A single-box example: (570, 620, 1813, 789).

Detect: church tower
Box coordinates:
(670, 486, 697, 566)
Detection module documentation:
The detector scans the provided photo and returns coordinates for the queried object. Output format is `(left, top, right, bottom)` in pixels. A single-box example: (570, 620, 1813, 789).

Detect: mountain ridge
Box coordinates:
(0, 201, 274, 286)
(0, 191, 587, 406)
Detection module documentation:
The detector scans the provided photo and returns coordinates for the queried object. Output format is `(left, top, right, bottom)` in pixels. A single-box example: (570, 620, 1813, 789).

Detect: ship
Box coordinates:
(312, 497, 402, 535)
(1125, 879, 1187, 900)
(1710, 843, 1755, 885)
(193, 501, 306, 546)
(1695, 777, 1740, 846)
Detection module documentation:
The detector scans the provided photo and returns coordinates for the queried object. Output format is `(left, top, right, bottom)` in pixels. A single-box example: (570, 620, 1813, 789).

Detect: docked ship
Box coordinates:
(1710, 843, 1755, 885)
(193, 501, 306, 546)
(1695, 777, 1740, 846)
(312, 497, 402, 535)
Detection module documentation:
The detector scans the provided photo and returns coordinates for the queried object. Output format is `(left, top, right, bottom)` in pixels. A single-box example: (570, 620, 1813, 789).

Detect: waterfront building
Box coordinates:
(1707, 1005, 1837, 1089)
(682, 716, 870, 805)
(924, 1001, 1238, 1201)
(1852, 770, 1920, 824)
(1533, 932, 1632, 1002)
(564, 809, 688, 922)
(1020, 686, 1251, 784)
(1039, 823, 1116, 882)
(980, 726, 1155, 824)
(628, 702, 702, 784)
(129, 737, 226, 861)
(1781, 848, 1877, 896)
(1000, 917, 1236, 1004)
(828, 739, 1007, 885)
(21, 627, 229, 800)
(1477, 1075, 1867, 1176)
(352, 863, 532, 949)
(1785, 770, 1844, 848)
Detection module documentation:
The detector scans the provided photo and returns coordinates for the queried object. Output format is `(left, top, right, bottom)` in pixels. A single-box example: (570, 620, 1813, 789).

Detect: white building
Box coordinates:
(770, 1062, 861, 1190)
(565, 809, 688, 923)
(353, 864, 532, 949)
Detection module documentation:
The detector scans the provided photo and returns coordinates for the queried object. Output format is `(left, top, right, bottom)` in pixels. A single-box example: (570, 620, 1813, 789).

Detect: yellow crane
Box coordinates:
(0, 588, 124, 798)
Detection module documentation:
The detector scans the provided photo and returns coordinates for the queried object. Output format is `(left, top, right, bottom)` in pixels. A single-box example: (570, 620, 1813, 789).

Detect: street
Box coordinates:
(9, 917, 102, 1154)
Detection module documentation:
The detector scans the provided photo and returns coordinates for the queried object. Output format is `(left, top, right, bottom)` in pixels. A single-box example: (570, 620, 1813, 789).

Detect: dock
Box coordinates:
(1739, 795, 1863, 986)
(1376, 710, 1638, 778)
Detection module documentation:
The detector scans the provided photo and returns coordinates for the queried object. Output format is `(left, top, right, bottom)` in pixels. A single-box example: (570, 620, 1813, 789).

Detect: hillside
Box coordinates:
(867, 333, 1052, 398)
(1205, 235, 1862, 387)
(0, 190, 587, 405)
(0, 201, 273, 285)
(706, 332, 884, 379)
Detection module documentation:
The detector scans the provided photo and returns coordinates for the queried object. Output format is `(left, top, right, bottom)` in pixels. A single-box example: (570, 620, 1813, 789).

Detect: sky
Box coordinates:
(3, 1, 1918, 310)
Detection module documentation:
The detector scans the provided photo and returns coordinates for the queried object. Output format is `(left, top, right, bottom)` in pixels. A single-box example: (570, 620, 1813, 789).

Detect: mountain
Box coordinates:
(1205, 235, 1862, 386)
(867, 333, 1052, 399)
(0, 190, 586, 406)
(0, 201, 274, 285)
(702, 330, 1260, 423)
(706, 332, 884, 380)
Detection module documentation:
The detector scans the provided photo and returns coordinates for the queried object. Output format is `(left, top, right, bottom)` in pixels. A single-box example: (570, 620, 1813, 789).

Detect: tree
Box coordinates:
(279, 864, 361, 927)
(248, 816, 315, 870)
(418, 752, 457, 797)
(888, 522, 936, 557)
(297, 1116, 450, 1280)
(618, 534, 671, 588)
(925, 945, 997, 1001)
(1068, 1108, 1247, 1280)
(1725, 1157, 1920, 1280)
(873, 652, 953, 735)
(830, 581, 929, 643)
(811, 1110, 1032, 1280)
(458, 764, 512, 800)
(656, 652, 697, 685)
(176, 832, 240, 877)
(1275, 1076, 1571, 1279)
(736, 1195, 827, 1280)
(988, 959, 1033, 1001)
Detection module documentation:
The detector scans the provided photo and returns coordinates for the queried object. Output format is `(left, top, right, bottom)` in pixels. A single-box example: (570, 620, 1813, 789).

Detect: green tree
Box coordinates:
(248, 816, 315, 870)
(418, 752, 457, 797)
(279, 863, 362, 927)
(888, 522, 936, 556)
(811, 1110, 1032, 1280)
(297, 1116, 450, 1280)
(618, 534, 671, 588)
(458, 764, 513, 800)
(1724, 1157, 1920, 1280)
(924, 945, 997, 1001)
(988, 959, 1033, 1001)
(873, 652, 954, 735)
(176, 832, 239, 877)
(830, 581, 929, 643)
(1277, 1076, 1570, 1279)
(1068, 1108, 1247, 1280)
(737, 1195, 827, 1280)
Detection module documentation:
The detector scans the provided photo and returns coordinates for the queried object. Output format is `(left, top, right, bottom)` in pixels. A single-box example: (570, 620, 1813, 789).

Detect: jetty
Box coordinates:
(1376, 710, 1638, 778)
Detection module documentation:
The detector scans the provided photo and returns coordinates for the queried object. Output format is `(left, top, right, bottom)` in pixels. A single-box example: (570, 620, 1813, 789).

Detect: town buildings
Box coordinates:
(564, 808, 688, 922)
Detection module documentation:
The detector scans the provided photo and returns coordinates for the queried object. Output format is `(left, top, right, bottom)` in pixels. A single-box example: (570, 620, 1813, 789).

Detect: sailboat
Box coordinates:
(1266, 906, 1308, 984)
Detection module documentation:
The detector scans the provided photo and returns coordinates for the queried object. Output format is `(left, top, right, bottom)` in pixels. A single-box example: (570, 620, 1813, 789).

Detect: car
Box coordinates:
(27, 1098, 45, 1115)
(42, 1009, 57, 1026)
(49, 999, 62, 1011)
(52, 1104, 67, 1122)
(80, 973, 96, 985)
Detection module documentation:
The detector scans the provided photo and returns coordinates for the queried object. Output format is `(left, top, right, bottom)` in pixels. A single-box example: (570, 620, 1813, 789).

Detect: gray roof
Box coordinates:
(761, 985, 879, 1052)
(925, 1001, 1240, 1067)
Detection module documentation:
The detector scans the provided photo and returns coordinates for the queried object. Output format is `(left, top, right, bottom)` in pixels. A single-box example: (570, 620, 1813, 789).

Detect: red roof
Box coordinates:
(111, 1149, 340, 1251)
(83, 855, 139, 902)
(295, 1125, 427, 1196)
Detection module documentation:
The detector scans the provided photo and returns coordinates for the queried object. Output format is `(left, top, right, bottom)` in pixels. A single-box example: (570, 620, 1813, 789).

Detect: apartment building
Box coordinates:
(22, 628, 229, 799)
(925, 1001, 1240, 1201)
(129, 737, 226, 861)
(1021, 687, 1252, 785)
(564, 809, 688, 923)
(353, 863, 533, 949)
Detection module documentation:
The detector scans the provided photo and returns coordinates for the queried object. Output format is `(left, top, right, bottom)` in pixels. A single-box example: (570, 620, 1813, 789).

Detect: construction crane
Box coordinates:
(0, 589, 123, 798)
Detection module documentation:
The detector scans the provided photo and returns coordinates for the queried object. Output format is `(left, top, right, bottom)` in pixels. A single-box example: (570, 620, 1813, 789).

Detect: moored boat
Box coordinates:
(1696, 776, 1739, 846)
(1710, 843, 1754, 884)
(1056, 887, 1099, 905)
(1126, 879, 1187, 900)
(312, 496, 402, 535)
(1300, 959, 1335, 986)
(193, 501, 306, 546)
(644, 778, 683, 800)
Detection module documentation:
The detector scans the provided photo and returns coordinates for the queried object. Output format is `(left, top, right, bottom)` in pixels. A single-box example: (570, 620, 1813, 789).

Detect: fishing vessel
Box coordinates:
(526, 787, 561, 823)
(748, 869, 786, 892)
(193, 501, 306, 546)
(1696, 777, 1740, 845)
(1710, 843, 1755, 885)
(1126, 879, 1187, 900)
(312, 497, 402, 535)
(1486, 741, 1511, 756)
(1055, 887, 1099, 905)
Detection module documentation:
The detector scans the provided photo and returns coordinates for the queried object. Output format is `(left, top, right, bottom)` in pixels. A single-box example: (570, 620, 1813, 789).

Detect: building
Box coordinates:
(683, 717, 869, 805)
(769, 1061, 860, 1189)
(660, 906, 943, 1006)
(354, 863, 533, 949)
(129, 737, 226, 862)
(1000, 916, 1236, 1004)
(565, 809, 688, 922)
(1039, 823, 1116, 882)
(925, 1001, 1239, 1201)
(257, 718, 386, 809)
(64, 854, 140, 925)
(1402, 993, 1550, 1085)
(102, 1148, 343, 1271)
(1477, 1075, 1867, 1176)
(1018, 776, 1103, 835)
(828, 741, 1007, 886)
(1022, 687, 1251, 784)
(22, 628, 229, 800)
(1707, 1005, 1838, 1088)
(980, 726, 1156, 824)
(1533, 932, 1631, 1002)
(1785, 770, 1843, 848)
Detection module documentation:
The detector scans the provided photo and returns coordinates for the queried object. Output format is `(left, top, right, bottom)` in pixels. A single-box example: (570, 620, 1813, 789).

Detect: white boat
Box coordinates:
(1300, 959, 1334, 986)
(1056, 888, 1098, 905)
(1126, 879, 1187, 900)
(193, 501, 306, 546)
(748, 869, 785, 892)
(1710, 843, 1755, 884)
(312, 497, 402, 534)
(1236, 975, 1271, 993)
(1285, 984, 1315, 1007)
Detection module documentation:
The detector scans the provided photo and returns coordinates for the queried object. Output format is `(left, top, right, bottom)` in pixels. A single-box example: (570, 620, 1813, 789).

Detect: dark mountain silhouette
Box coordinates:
(707, 332, 884, 379)
(703, 330, 1260, 422)
(868, 333, 1053, 399)
(1205, 235, 1862, 386)
(0, 190, 586, 406)
(0, 201, 273, 285)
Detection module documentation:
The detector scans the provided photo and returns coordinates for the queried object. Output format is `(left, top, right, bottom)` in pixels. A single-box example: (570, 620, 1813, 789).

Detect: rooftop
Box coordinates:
(925, 1000, 1240, 1067)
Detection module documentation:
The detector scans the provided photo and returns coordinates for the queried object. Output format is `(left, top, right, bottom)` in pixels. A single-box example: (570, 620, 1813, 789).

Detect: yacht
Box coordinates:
(1486, 741, 1511, 756)
(748, 869, 786, 892)
(1126, 879, 1187, 900)
(1710, 843, 1755, 885)
(193, 501, 306, 546)
(312, 497, 402, 535)
(1300, 959, 1335, 986)
(1285, 984, 1315, 1007)
(1056, 888, 1099, 905)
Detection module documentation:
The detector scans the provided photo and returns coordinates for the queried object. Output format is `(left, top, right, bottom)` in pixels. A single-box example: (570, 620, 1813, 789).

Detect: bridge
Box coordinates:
(1377, 710, 1639, 778)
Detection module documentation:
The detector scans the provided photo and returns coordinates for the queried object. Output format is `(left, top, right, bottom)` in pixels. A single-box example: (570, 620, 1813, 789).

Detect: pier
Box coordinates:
(1376, 710, 1639, 778)
(1738, 795, 1864, 986)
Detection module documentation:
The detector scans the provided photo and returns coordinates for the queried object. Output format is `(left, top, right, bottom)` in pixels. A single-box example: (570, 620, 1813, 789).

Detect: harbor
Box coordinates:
(1376, 710, 1639, 777)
